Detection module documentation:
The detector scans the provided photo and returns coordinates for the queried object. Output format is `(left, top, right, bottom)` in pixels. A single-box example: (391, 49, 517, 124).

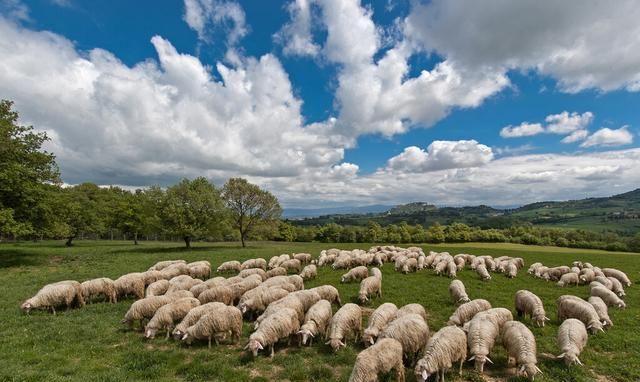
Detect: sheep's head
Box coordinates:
(361, 332, 376, 347)
(358, 292, 369, 304)
(237, 303, 248, 314)
(469, 354, 493, 373)
(533, 314, 550, 327)
(326, 338, 345, 352)
(144, 327, 158, 339)
(519, 363, 542, 380)
(246, 339, 263, 357)
(340, 275, 347, 283)
(297, 329, 314, 345)
(20, 301, 33, 314)
(415, 359, 438, 382)
(172, 329, 184, 340)
(617, 301, 626, 309)
(557, 352, 583, 366)
(587, 321, 605, 334)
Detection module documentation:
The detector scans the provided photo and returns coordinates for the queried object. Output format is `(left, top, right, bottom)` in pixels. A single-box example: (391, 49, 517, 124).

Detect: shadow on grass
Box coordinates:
(108, 244, 247, 255)
(0, 248, 46, 268)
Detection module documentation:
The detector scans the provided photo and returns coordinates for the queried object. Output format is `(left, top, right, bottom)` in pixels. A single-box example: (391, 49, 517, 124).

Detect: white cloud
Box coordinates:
(183, 0, 248, 47)
(545, 111, 593, 134)
(274, 0, 320, 57)
(404, 0, 640, 93)
(581, 126, 634, 148)
(500, 123, 544, 138)
(387, 140, 493, 173)
(0, 0, 29, 21)
(561, 129, 589, 144)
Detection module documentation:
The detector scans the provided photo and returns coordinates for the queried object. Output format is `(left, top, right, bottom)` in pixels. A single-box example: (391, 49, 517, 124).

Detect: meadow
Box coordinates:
(0, 240, 638, 382)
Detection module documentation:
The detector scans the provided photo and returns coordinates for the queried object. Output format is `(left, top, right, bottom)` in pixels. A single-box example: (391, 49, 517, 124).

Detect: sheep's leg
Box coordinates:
(459, 357, 463, 375)
(396, 363, 405, 382)
(51, 306, 56, 315)
(166, 330, 171, 340)
(208, 337, 212, 349)
(270, 345, 275, 358)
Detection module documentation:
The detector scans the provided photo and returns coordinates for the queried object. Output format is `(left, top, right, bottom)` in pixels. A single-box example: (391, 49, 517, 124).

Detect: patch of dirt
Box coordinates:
(48, 256, 64, 264)
(591, 371, 616, 382)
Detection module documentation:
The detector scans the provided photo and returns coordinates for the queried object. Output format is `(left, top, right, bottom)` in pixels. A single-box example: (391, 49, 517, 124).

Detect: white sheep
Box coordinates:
(81, 278, 117, 303)
(247, 307, 300, 357)
(326, 303, 362, 352)
(602, 268, 631, 287)
(114, 273, 146, 300)
(182, 305, 243, 348)
(379, 313, 430, 365)
(21, 280, 84, 314)
(309, 285, 342, 306)
(348, 338, 405, 382)
(241, 258, 267, 270)
(280, 259, 302, 273)
(148, 260, 186, 271)
(293, 253, 312, 264)
(238, 268, 268, 280)
(449, 280, 470, 304)
(402, 258, 418, 274)
(395, 304, 427, 321)
(299, 264, 318, 280)
(172, 302, 226, 339)
(469, 308, 513, 331)
(145, 297, 200, 339)
(298, 299, 333, 345)
(159, 263, 190, 279)
(476, 264, 491, 281)
(266, 266, 288, 278)
(146, 279, 170, 297)
(121, 294, 184, 330)
(515, 290, 549, 327)
(237, 286, 290, 317)
(216, 260, 242, 273)
(341, 266, 369, 283)
(557, 273, 579, 287)
(557, 295, 604, 334)
(587, 296, 613, 329)
(187, 260, 211, 280)
(189, 277, 227, 298)
(369, 267, 382, 280)
(607, 276, 626, 297)
(414, 326, 467, 382)
(556, 318, 588, 366)
(501, 321, 541, 380)
(590, 284, 625, 309)
(362, 302, 398, 347)
(447, 299, 492, 326)
(358, 276, 382, 304)
(466, 316, 500, 373)
(198, 285, 234, 305)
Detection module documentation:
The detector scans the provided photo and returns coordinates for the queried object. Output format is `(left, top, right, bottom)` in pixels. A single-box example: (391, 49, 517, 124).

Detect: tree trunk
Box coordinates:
(240, 234, 246, 248)
(184, 236, 191, 248)
(65, 236, 74, 247)
(134, 232, 138, 245)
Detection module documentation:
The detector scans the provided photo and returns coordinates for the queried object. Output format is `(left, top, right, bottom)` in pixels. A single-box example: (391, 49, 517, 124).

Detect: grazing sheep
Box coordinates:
(505, 263, 518, 278)
(501, 321, 541, 380)
(266, 267, 288, 278)
(115, 273, 146, 300)
(607, 277, 626, 297)
(362, 303, 398, 347)
(228, 275, 263, 304)
(476, 264, 491, 281)
(238, 268, 268, 280)
(434, 260, 449, 276)
(359, 276, 382, 304)
(172, 302, 226, 339)
(298, 300, 333, 345)
(557, 273, 579, 287)
(515, 290, 549, 327)
(414, 326, 467, 382)
(466, 316, 500, 373)
(293, 253, 312, 264)
(280, 259, 303, 273)
(146, 279, 170, 297)
(189, 277, 227, 297)
(557, 295, 604, 334)
(449, 280, 470, 304)
(310, 285, 342, 306)
(167, 276, 202, 294)
(470, 308, 514, 330)
(122, 295, 176, 330)
(402, 258, 418, 274)
(81, 278, 117, 303)
(544, 266, 570, 281)
(342, 266, 369, 283)
(395, 304, 427, 321)
(446, 260, 457, 278)
(160, 263, 190, 279)
(187, 261, 211, 280)
(333, 254, 353, 270)
(528, 262, 543, 274)
(148, 260, 186, 271)
(216, 260, 242, 273)
(237, 287, 290, 317)
(556, 318, 588, 366)
(602, 268, 631, 287)
(286, 275, 305, 290)
(379, 313, 430, 365)
(255, 296, 305, 330)
(198, 285, 234, 305)
(593, 276, 613, 290)
(241, 258, 267, 271)
(579, 269, 596, 284)
(300, 264, 318, 280)
(145, 297, 200, 339)
(369, 267, 382, 280)
(590, 285, 625, 309)
(141, 270, 165, 285)
(247, 307, 300, 357)
(326, 303, 362, 352)
(587, 296, 613, 329)
(349, 338, 405, 382)
(182, 305, 243, 348)
(21, 280, 84, 314)
(447, 299, 492, 326)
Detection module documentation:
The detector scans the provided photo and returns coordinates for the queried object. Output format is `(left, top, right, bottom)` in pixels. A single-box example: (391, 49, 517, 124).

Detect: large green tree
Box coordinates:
(161, 177, 224, 248)
(222, 178, 282, 247)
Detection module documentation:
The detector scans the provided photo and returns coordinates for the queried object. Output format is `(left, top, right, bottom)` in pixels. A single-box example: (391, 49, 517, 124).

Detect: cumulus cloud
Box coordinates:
(274, 0, 320, 57)
(501, 111, 594, 142)
(387, 140, 493, 173)
(581, 126, 634, 148)
(0, 0, 29, 21)
(500, 123, 544, 138)
(561, 129, 589, 144)
(405, 0, 640, 93)
(183, 0, 248, 57)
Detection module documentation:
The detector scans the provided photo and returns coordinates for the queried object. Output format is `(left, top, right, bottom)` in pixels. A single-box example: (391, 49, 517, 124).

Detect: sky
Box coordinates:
(1, 0, 639, 208)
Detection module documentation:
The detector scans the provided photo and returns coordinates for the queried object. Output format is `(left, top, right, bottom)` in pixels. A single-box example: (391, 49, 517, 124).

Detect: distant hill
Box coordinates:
(289, 189, 640, 235)
(283, 204, 394, 219)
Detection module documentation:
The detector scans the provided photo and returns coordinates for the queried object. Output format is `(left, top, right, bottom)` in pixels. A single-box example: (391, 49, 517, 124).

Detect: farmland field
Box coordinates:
(0, 241, 638, 382)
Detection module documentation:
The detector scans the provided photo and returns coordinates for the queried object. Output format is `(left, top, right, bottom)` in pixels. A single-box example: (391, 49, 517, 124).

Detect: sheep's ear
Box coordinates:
(339, 341, 345, 348)
(519, 365, 526, 373)
(485, 357, 493, 364)
(576, 358, 583, 366)
(599, 327, 605, 333)
(325, 340, 331, 345)
(421, 370, 428, 380)
(556, 353, 565, 359)
(468, 356, 475, 361)
(587, 324, 593, 329)
(257, 343, 263, 350)
(309, 332, 315, 338)
(535, 366, 543, 374)
(544, 317, 550, 321)
(297, 330, 303, 335)
(369, 337, 374, 345)
(243, 343, 249, 350)
(181, 333, 188, 340)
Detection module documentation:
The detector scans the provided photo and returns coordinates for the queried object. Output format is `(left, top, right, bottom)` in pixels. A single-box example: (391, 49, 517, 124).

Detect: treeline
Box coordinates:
(276, 221, 640, 253)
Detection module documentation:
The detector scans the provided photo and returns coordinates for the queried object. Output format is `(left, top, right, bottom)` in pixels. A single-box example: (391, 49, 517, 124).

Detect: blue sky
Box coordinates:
(1, 0, 639, 207)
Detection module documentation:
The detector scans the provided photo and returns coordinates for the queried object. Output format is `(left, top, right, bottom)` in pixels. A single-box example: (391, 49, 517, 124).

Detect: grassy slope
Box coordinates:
(0, 241, 638, 382)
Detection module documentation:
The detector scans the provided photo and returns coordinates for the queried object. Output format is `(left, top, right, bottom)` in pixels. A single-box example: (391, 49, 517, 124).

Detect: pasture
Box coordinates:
(0, 241, 638, 382)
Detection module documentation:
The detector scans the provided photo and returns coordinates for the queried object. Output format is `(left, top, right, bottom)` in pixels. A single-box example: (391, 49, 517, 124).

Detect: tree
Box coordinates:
(222, 178, 282, 247)
(111, 189, 146, 245)
(629, 233, 640, 253)
(162, 177, 224, 248)
(58, 183, 106, 246)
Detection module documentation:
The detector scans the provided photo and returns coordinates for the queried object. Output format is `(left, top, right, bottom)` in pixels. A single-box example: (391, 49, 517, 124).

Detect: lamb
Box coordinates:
(465, 316, 500, 373)
(148, 260, 186, 271)
(241, 258, 267, 270)
(216, 260, 242, 273)
(81, 277, 117, 303)
(414, 326, 467, 382)
(187, 261, 211, 280)
(299, 264, 318, 280)
(310, 285, 342, 306)
(587, 296, 613, 329)
(557, 273, 579, 287)
(298, 300, 333, 345)
(146, 279, 170, 297)
(402, 258, 418, 274)
(172, 302, 226, 339)
(501, 321, 541, 380)
(114, 273, 146, 300)
(280, 259, 302, 273)
(359, 276, 382, 304)
(145, 297, 200, 339)
(476, 264, 491, 281)
(602, 268, 631, 287)
(447, 299, 492, 326)
(247, 307, 300, 357)
(362, 303, 398, 347)
(515, 290, 549, 327)
(348, 338, 405, 382)
(379, 313, 430, 365)
(342, 266, 369, 283)
(21, 280, 84, 314)
(198, 285, 234, 305)
(607, 276, 626, 297)
(449, 280, 470, 304)
(266, 267, 288, 278)
(395, 304, 427, 321)
(238, 268, 268, 280)
(557, 295, 604, 334)
(182, 305, 242, 348)
(369, 267, 382, 280)
(326, 303, 362, 352)
(237, 287, 290, 317)
(590, 285, 625, 309)
(556, 318, 588, 366)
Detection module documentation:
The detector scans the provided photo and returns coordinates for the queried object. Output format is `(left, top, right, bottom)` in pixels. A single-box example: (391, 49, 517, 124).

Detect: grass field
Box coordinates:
(0, 241, 638, 382)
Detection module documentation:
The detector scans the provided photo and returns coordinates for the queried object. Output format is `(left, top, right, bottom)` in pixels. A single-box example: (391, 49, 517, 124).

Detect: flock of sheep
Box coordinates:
(20, 245, 632, 381)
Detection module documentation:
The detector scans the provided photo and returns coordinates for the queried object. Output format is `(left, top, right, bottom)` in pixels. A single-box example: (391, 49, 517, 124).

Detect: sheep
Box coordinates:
(121, 295, 176, 330)
(449, 280, 470, 305)
(241, 258, 267, 271)
(342, 266, 369, 283)
(167, 275, 202, 294)
(579, 269, 596, 284)
(286, 275, 305, 290)
(590, 284, 626, 309)
(81, 277, 117, 303)
(145, 297, 200, 339)
(359, 276, 382, 304)
(333, 254, 352, 269)
(266, 267, 288, 278)
(228, 275, 263, 304)
(544, 266, 571, 281)
(348, 338, 405, 382)
(326, 303, 362, 352)
(141, 270, 165, 285)
(254, 296, 305, 330)
(310, 285, 342, 306)
(587, 296, 613, 329)
(247, 307, 300, 357)
(607, 276, 626, 297)
(557, 273, 579, 287)
(189, 277, 228, 297)
(187, 260, 211, 280)
(557, 295, 604, 334)
(146, 279, 170, 297)
(379, 313, 430, 365)
(114, 273, 145, 300)
(447, 299, 492, 326)
(293, 253, 312, 264)
(395, 304, 427, 321)
(216, 260, 242, 273)
(556, 318, 588, 366)
(299, 264, 318, 280)
(476, 264, 491, 281)
(528, 262, 543, 274)
(394, 256, 408, 272)
(465, 316, 500, 373)
(298, 300, 333, 345)
(593, 276, 613, 290)
(160, 263, 190, 279)
(402, 258, 418, 274)
(148, 260, 186, 271)
(182, 305, 243, 348)
(515, 290, 549, 327)
(414, 326, 467, 382)
(505, 263, 518, 278)
(237, 287, 290, 317)
(198, 285, 234, 305)
(288, 289, 322, 311)
(280, 259, 302, 273)
(369, 267, 382, 280)
(172, 302, 226, 339)
(238, 268, 268, 280)
(362, 303, 398, 347)
(501, 321, 541, 380)
(602, 268, 631, 287)
(434, 260, 449, 276)
(446, 260, 457, 278)
(21, 280, 84, 314)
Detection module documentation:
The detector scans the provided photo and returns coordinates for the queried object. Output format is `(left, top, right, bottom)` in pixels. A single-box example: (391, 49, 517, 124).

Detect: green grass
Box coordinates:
(0, 240, 638, 382)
